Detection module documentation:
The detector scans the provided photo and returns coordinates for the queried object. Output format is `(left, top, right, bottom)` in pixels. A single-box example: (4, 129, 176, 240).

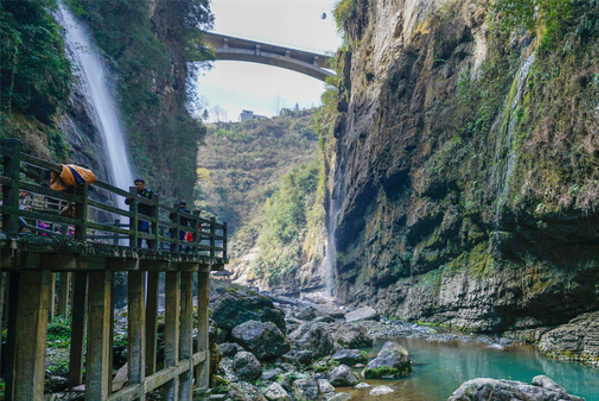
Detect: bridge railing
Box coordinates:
(0, 138, 227, 261)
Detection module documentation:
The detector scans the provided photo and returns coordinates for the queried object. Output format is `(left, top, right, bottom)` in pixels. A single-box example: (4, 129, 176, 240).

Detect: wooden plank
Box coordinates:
(75, 185, 88, 241)
(128, 271, 146, 387)
(196, 270, 210, 388)
(180, 272, 193, 401)
(88, 221, 132, 236)
(145, 272, 159, 376)
(0, 272, 4, 382)
(19, 153, 62, 173)
(164, 272, 179, 401)
(18, 208, 78, 226)
(19, 181, 83, 203)
(12, 270, 52, 401)
(85, 271, 113, 401)
(88, 199, 133, 219)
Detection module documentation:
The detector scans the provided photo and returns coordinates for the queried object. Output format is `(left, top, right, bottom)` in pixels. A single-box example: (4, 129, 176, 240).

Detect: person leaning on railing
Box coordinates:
(125, 178, 155, 248)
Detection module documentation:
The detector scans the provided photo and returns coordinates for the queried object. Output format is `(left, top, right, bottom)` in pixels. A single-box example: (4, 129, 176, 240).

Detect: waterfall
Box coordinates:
(492, 52, 536, 223)
(323, 162, 345, 298)
(57, 3, 134, 195)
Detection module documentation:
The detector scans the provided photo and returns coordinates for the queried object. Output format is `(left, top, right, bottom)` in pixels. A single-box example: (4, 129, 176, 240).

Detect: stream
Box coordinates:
(338, 336, 598, 401)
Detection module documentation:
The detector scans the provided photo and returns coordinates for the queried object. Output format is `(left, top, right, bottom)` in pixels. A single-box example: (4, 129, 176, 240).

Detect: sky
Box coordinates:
(193, 0, 343, 122)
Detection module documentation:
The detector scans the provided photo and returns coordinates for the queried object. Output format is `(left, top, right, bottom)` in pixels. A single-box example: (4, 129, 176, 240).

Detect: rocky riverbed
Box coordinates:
(42, 289, 594, 400)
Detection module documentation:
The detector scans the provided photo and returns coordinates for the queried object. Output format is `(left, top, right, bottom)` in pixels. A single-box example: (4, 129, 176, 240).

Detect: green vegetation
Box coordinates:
(67, 0, 214, 200)
(0, 0, 72, 124)
(0, 0, 73, 160)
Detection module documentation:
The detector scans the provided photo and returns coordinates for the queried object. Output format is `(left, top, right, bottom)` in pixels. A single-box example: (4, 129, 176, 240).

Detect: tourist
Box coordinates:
(125, 178, 155, 248)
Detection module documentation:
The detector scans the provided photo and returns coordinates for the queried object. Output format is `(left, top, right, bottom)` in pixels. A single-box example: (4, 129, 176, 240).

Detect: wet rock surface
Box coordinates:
(448, 375, 586, 401)
(212, 289, 286, 333)
(232, 320, 291, 360)
(362, 340, 412, 379)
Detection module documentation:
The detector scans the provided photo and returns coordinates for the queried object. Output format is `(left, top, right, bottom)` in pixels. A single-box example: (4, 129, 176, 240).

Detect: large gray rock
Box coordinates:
(264, 382, 290, 401)
(212, 289, 286, 332)
(362, 341, 411, 379)
(289, 322, 336, 359)
(232, 351, 262, 381)
(334, 324, 374, 349)
(232, 320, 291, 360)
(329, 364, 359, 387)
(291, 379, 322, 401)
(448, 375, 585, 401)
(345, 306, 380, 323)
(219, 342, 244, 358)
(538, 311, 599, 366)
(331, 349, 368, 366)
(370, 385, 394, 396)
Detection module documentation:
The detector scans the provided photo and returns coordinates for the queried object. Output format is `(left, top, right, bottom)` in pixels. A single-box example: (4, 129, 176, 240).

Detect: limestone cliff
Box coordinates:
(326, 0, 599, 344)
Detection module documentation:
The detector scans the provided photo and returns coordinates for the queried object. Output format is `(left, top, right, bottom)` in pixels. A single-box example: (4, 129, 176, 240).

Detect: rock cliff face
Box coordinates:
(326, 0, 599, 338)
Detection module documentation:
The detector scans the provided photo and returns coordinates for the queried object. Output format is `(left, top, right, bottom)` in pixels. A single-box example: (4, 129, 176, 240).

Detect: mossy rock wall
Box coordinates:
(326, 0, 599, 332)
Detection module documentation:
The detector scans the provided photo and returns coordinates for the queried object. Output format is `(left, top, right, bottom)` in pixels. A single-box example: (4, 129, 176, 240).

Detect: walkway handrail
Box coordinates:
(1, 138, 227, 261)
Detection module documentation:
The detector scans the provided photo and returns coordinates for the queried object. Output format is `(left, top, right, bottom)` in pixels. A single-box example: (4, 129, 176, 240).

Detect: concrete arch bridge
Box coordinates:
(203, 32, 335, 82)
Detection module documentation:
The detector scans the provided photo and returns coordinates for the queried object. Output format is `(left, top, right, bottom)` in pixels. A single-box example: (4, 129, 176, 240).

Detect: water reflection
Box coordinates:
(338, 337, 598, 401)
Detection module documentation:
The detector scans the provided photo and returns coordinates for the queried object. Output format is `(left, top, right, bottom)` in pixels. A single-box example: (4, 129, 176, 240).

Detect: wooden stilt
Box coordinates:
(196, 269, 210, 388)
(164, 272, 180, 401)
(12, 270, 52, 401)
(145, 271, 159, 376)
(0, 272, 4, 384)
(68, 272, 87, 388)
(49, 272, 56, 322)
(5, 272, 19, 401)
(128, 271, 146, 396)
(85, 271, 113, 400)
(57, 272, 71, 317)
(180, 272, 193, 400)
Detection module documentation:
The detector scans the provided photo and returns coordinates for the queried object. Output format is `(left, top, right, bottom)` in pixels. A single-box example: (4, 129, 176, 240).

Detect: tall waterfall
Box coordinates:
(57, 3, 134, 194)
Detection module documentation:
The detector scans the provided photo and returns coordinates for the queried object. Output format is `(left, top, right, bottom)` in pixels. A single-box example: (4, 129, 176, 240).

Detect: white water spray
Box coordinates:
(57, 3, 134, 194)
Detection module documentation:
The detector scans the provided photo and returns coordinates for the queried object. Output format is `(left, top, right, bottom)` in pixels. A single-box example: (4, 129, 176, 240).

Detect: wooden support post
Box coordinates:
(222, 222, 228, 260)
(0, 272, 4, 380)
(4, 273, 19, 401)
(75, 185, 88, 241)
(57, 272, 71, 317)
(11, 270, 52, 401)
(128, 271, 146, 399)
(196, 269, 210, 388)
(49, 273, 56, 322)
(151, 194, 159, 250)
(192, 213, 200, 255)
(180, 272, 193, 401)
(69, 272, 87, 387)
(210, 217, 216, 260)
(113, 219, 121, 245)
(145, 271, 159, 376)
(129, 187, 139, 248)
(2, 139, 21, 234)
(85, 271, 113, 401)
(164, 272, 180, 401)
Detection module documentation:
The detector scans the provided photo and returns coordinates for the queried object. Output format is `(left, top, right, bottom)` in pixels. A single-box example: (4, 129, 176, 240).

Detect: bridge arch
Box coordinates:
(203, 32, 335, 82)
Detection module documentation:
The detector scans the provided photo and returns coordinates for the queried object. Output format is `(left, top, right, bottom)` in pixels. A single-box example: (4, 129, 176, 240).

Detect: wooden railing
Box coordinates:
(1, 138, 227, 260)
(0, 139, 225, 401)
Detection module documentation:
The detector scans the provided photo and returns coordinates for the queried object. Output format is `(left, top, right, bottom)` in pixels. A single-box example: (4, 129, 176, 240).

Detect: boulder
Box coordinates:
(329, 364, 359, 387)
(291, 379, 322, 401)
(345, 306, 380, 323)
(212, 289, 286, 332)
(327, 393, 352, 401)
(227, 382, 267, 401)
(232, 320, 290, 360)
(448, 375, 585, 401)
(296, 306, 318, 321)
(219, 342, 244, 358)
(318, 379, 336, 395)
(261, 367, 284, 381)
(331, 349, 368, 366)
(264, 382, 291, 401)
(232, 351, 262, 381)
(369, 385, 394, 396)
(334, 324, 373, 349)
(362, 341, 411, 379)
(289, 322, 336, 359)
(280, 371, 309, 392)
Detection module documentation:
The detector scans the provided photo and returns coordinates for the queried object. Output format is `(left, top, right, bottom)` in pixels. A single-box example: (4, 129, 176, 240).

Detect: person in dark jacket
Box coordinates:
(125, 178, 155, 248)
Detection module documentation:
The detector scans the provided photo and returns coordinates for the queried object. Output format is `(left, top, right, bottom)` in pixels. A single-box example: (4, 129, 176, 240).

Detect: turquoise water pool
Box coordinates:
(338, 337, 599, 400)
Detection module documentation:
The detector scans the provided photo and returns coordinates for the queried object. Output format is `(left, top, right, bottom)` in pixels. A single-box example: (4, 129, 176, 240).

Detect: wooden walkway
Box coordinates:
(1, 139, 228, 400)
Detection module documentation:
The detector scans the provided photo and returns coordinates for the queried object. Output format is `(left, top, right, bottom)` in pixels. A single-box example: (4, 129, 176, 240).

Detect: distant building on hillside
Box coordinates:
(239, 109, 267, 122)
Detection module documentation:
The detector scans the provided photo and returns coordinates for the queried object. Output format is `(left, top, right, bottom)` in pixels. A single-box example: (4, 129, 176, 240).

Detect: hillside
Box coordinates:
(197, 109, 327, 293)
